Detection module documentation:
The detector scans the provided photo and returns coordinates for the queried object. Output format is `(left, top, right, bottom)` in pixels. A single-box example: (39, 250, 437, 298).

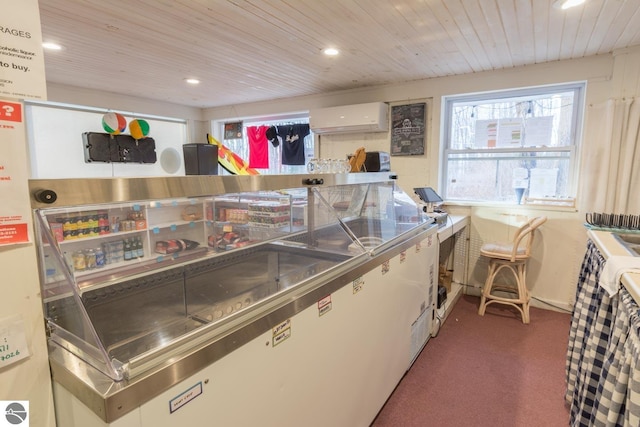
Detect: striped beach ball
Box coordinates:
(129, 119, 150, 140)
(102, 112, 127, 135)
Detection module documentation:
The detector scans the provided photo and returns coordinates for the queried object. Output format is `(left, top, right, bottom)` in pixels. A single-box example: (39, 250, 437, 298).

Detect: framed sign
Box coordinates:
(390, 103, 426, 156)
(224, 121, 243, 140)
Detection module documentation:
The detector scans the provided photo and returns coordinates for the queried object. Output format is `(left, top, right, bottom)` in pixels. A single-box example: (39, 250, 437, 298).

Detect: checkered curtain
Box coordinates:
(566, 240, 640, 426)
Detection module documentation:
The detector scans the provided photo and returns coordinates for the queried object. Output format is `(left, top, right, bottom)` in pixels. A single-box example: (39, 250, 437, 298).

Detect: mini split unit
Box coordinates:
(309, 102, 389, 134)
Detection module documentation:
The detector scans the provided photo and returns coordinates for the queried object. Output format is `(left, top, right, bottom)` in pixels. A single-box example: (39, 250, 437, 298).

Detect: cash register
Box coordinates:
(414, 187, 448, 228)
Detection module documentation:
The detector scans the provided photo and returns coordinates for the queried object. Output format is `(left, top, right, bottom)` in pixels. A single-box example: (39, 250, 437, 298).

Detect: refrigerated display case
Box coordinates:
(29, 173, 438, 426)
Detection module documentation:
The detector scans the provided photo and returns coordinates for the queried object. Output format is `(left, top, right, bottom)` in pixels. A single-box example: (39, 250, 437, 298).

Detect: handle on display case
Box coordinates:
(302, 178, 324, 186)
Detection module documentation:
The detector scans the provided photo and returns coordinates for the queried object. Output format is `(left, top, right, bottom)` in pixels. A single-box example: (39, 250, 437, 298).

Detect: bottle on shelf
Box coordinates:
(124, 239, 133, 261)
(72, 250, 86, 272)
(85, 249, 97, 270)
(95, 247, 105, 268)
(135, 236, 144, 258)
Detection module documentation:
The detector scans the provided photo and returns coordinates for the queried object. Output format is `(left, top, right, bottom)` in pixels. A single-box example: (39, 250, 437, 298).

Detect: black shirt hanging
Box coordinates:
(278, 124, 309, 165)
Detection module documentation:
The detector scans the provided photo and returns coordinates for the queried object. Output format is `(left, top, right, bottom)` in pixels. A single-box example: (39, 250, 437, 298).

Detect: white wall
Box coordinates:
(202, 52, 626, 310)
(47, 83, 209, 147)
(1, 108, 55, 426)
(26, 105, 188, 178)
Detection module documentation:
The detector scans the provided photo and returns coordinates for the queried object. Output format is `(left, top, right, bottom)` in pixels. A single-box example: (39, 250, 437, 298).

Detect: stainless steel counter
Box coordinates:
(30, 173, 437, 423)
(48, 222, 435, 422)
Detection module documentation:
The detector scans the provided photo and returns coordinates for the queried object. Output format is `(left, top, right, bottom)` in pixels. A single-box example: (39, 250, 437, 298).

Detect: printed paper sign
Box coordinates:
(381, 260, 390, 275)
(0, 0, 47, 100)
(318, 295, 332, 316)
(272, 319, 291, 347)
(0, 315, 31, 368)
(353, 277, 364, 294)
(0, 101, 22, 122)
(0, 224, 28, 245)
(169, 382, 202, 414)
(524, 116, 554, 147)
(0, 100, 30, 246)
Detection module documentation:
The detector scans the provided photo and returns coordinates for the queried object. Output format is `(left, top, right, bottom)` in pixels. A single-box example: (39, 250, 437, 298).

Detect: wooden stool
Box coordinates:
(478, 216, 547, 324)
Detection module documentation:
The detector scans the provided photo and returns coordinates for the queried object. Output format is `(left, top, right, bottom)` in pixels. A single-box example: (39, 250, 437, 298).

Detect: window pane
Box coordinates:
(445, 152, 571, 202)
(442, 83, 584, 203)
(449, 90, 576, 150)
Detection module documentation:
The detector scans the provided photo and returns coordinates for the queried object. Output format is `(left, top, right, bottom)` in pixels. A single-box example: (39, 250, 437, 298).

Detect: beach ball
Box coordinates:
(102, 112, 126, 135)
(129, 119, 150, 140)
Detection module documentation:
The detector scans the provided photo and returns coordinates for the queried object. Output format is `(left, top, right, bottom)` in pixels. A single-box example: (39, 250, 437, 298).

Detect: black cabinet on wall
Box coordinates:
(83, 132, 157, 164)
(183, 143, 218, 175)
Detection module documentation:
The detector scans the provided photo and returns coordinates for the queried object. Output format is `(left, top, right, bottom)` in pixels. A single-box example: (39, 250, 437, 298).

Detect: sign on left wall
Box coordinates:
(0, 0, 48, 101)
(0, 100, 31, 245)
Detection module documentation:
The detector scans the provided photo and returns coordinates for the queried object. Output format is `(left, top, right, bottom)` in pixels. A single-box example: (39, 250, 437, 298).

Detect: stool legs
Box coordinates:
(478, 258, 530, 324)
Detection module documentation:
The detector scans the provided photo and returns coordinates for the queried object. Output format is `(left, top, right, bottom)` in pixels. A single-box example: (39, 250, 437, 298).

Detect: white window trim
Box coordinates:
(440, 82, 586, 207)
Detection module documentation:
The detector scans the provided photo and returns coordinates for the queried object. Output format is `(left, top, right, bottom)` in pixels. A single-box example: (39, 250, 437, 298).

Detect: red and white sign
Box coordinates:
(0, 101, 22, 122)
(0, 99, 30, 246)
(318, 294, 332, 316)
(0, 223, 28, 245)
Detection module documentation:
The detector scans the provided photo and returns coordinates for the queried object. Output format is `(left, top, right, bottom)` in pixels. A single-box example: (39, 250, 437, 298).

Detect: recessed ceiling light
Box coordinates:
(185, 78, 200, 85)
(323, 48, 339, 56)
(553, 0, 586, 9)
(42, 42, 62, 50)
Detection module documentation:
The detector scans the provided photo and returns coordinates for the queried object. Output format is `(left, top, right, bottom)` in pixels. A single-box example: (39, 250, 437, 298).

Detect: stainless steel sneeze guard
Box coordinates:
(29, 173, 435, 422)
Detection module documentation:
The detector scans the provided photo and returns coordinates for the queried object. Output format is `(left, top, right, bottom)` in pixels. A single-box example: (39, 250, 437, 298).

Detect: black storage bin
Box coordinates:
(183, 143, 218, 175)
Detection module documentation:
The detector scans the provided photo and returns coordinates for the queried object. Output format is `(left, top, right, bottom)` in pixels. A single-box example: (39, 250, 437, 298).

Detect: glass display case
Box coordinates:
(31, 174, 429, 383)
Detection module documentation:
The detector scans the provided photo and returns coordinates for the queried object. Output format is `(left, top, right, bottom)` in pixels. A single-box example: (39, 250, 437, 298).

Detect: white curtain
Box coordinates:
(579, 97, 640, 213)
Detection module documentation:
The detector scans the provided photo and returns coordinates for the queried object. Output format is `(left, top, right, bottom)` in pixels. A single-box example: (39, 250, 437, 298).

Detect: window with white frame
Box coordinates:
(442, 83, 585, 205)
(215, 116, 314, 175)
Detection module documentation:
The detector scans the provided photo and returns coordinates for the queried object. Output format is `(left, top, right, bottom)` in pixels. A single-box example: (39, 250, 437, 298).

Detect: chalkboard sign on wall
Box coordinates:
(390, 103, 426, 156)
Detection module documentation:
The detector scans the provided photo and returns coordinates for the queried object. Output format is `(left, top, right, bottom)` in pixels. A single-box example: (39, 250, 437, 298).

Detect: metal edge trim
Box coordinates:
(29, 173, 396, 209)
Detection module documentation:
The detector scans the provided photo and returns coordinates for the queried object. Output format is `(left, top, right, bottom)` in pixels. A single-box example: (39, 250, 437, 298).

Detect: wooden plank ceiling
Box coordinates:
(37, 0, 640, 108)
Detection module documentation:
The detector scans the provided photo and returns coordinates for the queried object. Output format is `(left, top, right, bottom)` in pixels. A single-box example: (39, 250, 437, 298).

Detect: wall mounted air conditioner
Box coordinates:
(309, 102, 389, 134)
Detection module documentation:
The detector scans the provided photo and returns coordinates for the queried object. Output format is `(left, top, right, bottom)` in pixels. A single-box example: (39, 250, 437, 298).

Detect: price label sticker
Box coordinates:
(0, 315, 30, 367)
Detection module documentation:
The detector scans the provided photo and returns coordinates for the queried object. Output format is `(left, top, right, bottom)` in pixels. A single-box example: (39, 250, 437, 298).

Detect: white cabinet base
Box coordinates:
(53, 233, 438, 427)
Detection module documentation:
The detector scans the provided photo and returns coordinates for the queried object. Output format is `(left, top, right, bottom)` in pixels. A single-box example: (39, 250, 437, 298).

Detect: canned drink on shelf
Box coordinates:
(87, 212, 99, 228)
(95, 247, 105, 267)
(97, 211, 109, 227)
(76, 216, 87, 230)
(50, 223, 64, 242)
(62, 216, 75, 231)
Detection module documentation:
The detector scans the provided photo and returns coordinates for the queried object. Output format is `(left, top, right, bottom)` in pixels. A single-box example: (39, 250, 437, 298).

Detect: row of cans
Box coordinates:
(60, 210, 109, 231)
(71, 247, 106, 271)
(70, 236, 146, 272)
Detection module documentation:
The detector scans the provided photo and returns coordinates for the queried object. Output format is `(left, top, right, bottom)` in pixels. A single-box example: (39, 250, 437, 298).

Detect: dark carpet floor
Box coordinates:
(371, 294, 571, 427)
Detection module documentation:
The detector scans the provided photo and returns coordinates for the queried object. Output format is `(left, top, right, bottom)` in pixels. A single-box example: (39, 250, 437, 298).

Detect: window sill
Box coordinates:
(442, 199, 578, 213)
